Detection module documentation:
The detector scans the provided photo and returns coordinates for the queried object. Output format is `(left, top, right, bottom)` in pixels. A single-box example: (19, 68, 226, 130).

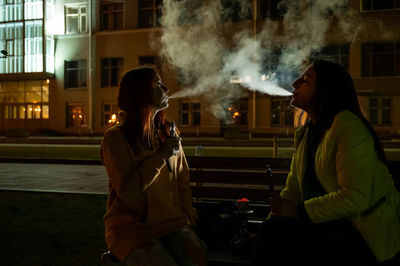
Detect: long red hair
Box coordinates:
(117, 67, 167, 147)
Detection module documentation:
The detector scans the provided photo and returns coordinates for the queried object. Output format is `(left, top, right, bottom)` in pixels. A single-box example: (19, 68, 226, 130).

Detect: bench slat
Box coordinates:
(192, 186, 279, 201)
(186, 156, 292, 170)
(190, 170, 287, 186)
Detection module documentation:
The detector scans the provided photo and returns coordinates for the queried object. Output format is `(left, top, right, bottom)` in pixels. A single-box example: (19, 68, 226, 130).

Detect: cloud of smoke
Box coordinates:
(155, 0, 392, 121)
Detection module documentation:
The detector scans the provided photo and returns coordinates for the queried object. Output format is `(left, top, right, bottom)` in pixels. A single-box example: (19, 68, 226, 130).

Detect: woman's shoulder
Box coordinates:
(330, 110, 370, 140)
(103, 125, 125, 142)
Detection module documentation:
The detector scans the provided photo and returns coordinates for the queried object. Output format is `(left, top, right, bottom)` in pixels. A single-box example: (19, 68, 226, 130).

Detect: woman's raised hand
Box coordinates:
(158, 137, 181, 160)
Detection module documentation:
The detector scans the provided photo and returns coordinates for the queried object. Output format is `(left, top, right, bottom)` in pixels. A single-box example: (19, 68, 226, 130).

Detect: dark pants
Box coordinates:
(251, 217, 377, 266)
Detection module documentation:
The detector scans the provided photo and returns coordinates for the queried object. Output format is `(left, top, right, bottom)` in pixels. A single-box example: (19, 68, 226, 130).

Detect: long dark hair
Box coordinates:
(117, 67, 166, 148)
(296, 60, 386, 165)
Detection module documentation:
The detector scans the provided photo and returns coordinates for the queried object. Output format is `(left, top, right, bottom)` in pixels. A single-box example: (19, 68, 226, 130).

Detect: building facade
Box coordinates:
(0, 0, 399, 138)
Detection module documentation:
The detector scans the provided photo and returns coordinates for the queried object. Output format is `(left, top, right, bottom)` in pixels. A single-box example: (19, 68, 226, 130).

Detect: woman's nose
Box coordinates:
(292, 78, 301, 89)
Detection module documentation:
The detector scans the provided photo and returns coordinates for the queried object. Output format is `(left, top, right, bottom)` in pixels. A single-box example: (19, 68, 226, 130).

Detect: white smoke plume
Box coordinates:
(154, 0, 391, 120)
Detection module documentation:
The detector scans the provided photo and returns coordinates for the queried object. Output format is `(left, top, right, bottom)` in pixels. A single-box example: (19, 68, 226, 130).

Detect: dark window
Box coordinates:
(311, 44, 349, 69)
(271, 97, 293, 126)
(180, 102, 201, 126)
(139, 56, 156, 66)
(101, 57, 124, 87)
(101, 2, 124, 31)
(64, 60, 86, 89)
(362, 42, 400, 77)
(262, 49, 281, 73)
(177, 0, 203, 25)
(66, 103, 85, 127)
(221, 0, 251, 22)
(362, 0, 400, 10)
(258, 0, 286, 19)
(138, 0, 162, 28)
(192, 102, 201, 125)
(177, 68, 196, 85)
(369, 97, 391, 125)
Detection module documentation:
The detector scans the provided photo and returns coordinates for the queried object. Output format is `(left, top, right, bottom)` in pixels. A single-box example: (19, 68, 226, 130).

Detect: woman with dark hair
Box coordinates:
(101, 67, 206, 266)
(252, 60, 400, 266)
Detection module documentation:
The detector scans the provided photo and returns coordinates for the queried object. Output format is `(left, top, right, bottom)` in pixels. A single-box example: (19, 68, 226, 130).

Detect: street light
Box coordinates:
(1, 50, 8, 58)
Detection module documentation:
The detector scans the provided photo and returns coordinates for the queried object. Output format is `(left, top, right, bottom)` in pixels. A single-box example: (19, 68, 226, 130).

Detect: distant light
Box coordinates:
(233, 112, 240, 116)
(46, 79, 50, 84)
(230, 76, 243, 84)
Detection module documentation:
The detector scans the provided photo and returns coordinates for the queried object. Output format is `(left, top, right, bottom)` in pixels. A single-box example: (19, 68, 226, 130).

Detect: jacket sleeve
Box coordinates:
(176, 146, 198, 225)
(280, 127, 303, 204)
(101, 128, 166, 206)
(304, 112, 374, 223)
(280, 153, 302, 205)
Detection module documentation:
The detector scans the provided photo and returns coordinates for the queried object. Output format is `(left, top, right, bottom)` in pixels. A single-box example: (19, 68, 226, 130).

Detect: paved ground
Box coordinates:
(0, 162, 108, 194)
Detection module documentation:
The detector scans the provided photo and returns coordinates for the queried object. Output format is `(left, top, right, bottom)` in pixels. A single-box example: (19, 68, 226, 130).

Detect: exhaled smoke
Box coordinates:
(154, 0, 391, 121)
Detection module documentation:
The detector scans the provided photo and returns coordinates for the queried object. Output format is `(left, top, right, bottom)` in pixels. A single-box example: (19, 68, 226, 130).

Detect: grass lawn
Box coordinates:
(0, 190, 109, 266)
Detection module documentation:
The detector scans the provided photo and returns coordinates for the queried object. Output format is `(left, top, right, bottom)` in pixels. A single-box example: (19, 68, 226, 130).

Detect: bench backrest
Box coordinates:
(186, 156, 291, 202)
(187, 156, 400, 202)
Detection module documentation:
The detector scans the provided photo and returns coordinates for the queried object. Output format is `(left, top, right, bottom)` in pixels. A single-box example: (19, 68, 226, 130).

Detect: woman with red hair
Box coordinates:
(101, 67, 206, 266)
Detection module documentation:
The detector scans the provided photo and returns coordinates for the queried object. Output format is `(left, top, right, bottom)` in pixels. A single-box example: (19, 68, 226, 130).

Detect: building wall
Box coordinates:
(1, 0, 399, 138)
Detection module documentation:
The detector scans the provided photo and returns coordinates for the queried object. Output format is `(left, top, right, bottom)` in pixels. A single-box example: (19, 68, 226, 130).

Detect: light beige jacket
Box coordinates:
(281, 111, 400, 262)
(100, 126, 197, 262)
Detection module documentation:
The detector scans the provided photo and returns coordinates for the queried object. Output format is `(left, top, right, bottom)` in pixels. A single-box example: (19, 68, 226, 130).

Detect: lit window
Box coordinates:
(362, 42, 400, 77)
(101, 57, 124, 87)
(271, 97, 293, 126)
(103, 104, 120, 126)
(226, 99, 248, 126)
(65, 4, 88, 34)
(138, 0, 162, 28)
(179, 102, 201, 126)
(66, 103, 85, 127)
(101, 1, 124, 31)
(369, 97, 391, 126)
(64, 60, 87, 89)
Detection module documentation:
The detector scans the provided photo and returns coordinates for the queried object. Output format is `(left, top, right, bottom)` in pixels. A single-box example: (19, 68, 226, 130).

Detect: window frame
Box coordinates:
(369, 96, 392, 126)
(65, 102, 86, 128)
(65, 3, 88, 34)
(138, 0, 162, 28)
(101, 57, 124, 87)
(361, 0, 400, 11)
(270, 97, 293, 126)
(179, 101, 201, 126)
(64, 59, 87, 89)
(101, 1, 124, 31)
(362, 42, 400, 77)
(311, 44, 350, 70)
(102, 103, 120, 127)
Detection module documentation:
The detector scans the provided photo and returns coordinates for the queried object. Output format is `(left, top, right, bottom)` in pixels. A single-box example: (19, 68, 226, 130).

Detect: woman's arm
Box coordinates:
(101, 128, 166, 206)
(304, 112, 374, 223)
(176, 146, 198, 225)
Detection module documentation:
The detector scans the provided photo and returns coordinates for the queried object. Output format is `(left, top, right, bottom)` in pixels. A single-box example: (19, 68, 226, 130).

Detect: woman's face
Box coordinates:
(149, 74, 169, 111)
(291, 65, 318, 111)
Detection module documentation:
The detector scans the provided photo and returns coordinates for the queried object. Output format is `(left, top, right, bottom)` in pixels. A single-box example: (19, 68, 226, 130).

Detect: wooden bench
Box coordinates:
(185, 156, 400, 265)
(186, 156, 291, 265)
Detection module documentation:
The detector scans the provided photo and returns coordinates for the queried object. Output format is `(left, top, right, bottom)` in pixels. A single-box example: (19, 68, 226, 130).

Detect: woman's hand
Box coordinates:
(269, 196, 298, 218)
(158, 137, 181, 160)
